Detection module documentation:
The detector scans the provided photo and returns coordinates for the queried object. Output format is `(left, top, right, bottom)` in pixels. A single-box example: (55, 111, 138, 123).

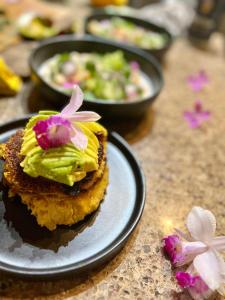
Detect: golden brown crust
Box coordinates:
(19, 167, 109, 231)
(2, 130, 107, 196)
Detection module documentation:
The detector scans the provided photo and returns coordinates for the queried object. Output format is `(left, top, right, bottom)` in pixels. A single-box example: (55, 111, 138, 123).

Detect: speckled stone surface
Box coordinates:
(0, 32, 225, 299)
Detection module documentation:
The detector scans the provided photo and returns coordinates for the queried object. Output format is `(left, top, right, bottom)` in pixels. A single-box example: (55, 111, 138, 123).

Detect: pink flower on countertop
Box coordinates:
(163, 206, 225, 299)
(187, 70, 209, 92)
(176, 271, 212, 300)
(163, 235, 207, 267)
(183, 100, 211, 129)
(176, 272, 198, 288)
(163, 235, 183, 265)
(33, 85, 100, 150)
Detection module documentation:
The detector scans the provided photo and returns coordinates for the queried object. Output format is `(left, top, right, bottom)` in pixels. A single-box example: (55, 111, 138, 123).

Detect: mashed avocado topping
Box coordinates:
(20, 111, 107, 186)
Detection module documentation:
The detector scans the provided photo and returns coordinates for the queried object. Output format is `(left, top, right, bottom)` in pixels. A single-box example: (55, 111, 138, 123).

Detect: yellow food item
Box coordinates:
(19, 167, 108, 231)
(0, 57, 22, 96)
(1, 121, 108, 231)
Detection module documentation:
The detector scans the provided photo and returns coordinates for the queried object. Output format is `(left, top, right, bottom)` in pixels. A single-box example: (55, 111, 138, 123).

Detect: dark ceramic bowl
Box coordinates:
(84, 13, 173, 61)
(29, 35, 163, 119)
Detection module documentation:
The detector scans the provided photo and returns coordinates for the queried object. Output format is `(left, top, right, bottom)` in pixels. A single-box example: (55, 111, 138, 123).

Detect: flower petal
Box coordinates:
(61, 85, 83, 116)
(68, 111, 101, 122)
(70, 124, 88, 150)
(33, 116, 72, 150)
(176, 272, 195, 288)
(176, 242, 207, 267)
(194, 250, 223, 290)
(163, 234, 207, 267)
(183, 112, 202, 129)
(187, 71, 209, 92)
(163, 235, 183, 265)
(175, 228, 192, 241)
(187, 206, 216, 244)
(211, 236, 225, 251)
(188, 276, 212, 300)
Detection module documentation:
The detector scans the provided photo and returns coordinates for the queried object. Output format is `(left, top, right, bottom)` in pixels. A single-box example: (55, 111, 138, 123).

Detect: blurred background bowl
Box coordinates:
(29, 34, 163, 119)
(84, 13, 173, 61)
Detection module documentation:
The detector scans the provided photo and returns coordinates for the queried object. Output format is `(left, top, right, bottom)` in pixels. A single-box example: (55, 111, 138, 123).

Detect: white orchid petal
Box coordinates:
(175, 241, 208, 267)
(61, 85, 83, 116)
(211, 237, 225, 251)
(175, 228, 193, 241)
(68, 111, 101, 122)
(194, 250, 222, 290)
(70, 125, 88, 150)
(187, 206, 216, 243)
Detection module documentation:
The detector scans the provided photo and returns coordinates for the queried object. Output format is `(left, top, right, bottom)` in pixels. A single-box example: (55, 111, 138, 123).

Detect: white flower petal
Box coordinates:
(175, 241, 208, 267)
(211, 236, 225, 251)
(187, 206, 216, 244)
(61, 85, 83, 116)
(68, 111, 100, 122)
(70, 124, 88, 150)
(194, 250, 222, 290)
(175, 228, 193, 241)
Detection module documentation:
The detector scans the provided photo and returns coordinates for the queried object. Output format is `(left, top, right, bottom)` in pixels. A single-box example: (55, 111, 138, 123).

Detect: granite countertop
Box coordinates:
(0, 27, 225, 300)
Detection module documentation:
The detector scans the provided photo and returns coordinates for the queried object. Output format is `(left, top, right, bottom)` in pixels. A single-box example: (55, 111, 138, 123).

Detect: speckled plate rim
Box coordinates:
(0, 116, 145, 279)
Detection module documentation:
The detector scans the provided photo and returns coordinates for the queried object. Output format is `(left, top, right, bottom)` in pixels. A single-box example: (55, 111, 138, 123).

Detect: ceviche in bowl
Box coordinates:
(30, 35, 163, 118)
(39, 50, 152, 102)
(87, 17, 167, 50)
(85, 14, 172, 60)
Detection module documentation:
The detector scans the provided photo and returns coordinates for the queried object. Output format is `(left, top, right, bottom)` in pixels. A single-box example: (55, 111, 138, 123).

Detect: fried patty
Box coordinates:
(3, 130, 107, 196)
(1, 130, 108, 231)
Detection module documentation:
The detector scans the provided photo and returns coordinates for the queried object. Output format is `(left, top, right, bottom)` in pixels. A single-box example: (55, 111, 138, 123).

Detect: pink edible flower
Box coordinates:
(176, 272, 211, 300)
(33, 85, 100, 150)
(176, 272, 197, 288)
(163, 206, 225, 299)
(163, 235, 184, 265)
(163, 235, 207, 267)
(33, 116, 73, 150)
(183, 100, 211, 129)
(187, 70, 209, 92)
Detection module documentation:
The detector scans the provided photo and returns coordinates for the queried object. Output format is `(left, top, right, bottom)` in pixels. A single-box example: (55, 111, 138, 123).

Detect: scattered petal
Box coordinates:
(187, 70, 209, 92)
(183, 100, 211, 129)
